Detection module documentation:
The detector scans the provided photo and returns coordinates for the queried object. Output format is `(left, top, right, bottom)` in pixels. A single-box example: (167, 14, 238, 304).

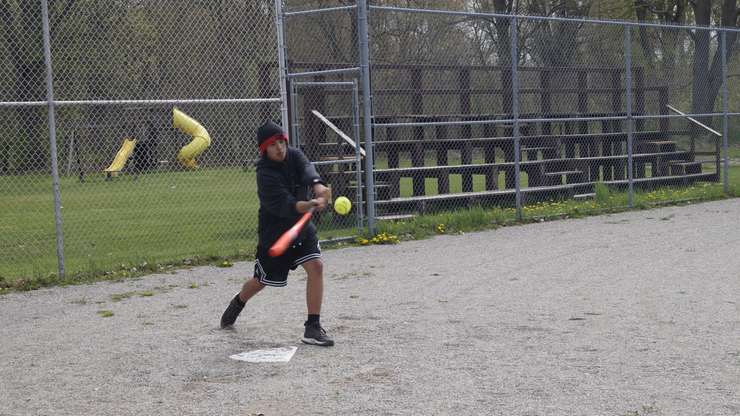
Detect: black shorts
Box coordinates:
(253, 235, 321, 287)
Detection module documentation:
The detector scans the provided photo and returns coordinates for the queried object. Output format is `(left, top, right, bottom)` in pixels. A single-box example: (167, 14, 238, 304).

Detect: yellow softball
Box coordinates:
(334, 196, 352, 215)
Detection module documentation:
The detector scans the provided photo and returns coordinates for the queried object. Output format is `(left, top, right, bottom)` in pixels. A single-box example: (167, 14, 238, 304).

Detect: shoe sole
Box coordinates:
(302, 337, 334, 346)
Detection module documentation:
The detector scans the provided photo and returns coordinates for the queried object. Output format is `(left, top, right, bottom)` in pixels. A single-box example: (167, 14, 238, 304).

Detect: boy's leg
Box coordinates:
(303, 258, 323, 315)
(301, 258, 334, 346)
(240, 277, 266, 302)
(220, 277, 264, 329)
(221, 251, 289, 329)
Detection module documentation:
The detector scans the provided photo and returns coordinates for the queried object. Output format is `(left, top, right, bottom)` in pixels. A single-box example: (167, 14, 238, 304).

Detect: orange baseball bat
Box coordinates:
(268, 208, 315, 257)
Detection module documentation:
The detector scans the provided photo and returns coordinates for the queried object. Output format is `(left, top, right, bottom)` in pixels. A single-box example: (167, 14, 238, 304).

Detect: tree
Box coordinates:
(0, 0, 81, 173)
(628, 1, 738, 118)
(690, 0, 738, 116)
(1, 0, 47, 173)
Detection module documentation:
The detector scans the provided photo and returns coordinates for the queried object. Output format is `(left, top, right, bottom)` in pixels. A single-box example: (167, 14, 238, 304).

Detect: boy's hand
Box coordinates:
(296, 184, 331, 213)
(312, 197, 328, 211)
(296, 197, 327, 213)
(313, 184, 332, 204)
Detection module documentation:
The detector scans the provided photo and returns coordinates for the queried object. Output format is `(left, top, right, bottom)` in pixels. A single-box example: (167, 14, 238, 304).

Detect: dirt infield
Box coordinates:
(1, 199, 739, 416)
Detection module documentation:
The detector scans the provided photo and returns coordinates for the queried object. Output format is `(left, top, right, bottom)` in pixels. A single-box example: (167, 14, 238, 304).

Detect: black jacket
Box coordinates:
(256, 147, 323, 248)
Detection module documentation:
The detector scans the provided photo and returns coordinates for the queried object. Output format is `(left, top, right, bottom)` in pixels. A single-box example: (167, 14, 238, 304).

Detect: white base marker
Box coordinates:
(229, 346, 298, 363)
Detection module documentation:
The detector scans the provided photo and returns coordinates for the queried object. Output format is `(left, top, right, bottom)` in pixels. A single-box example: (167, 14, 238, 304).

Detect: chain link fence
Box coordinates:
(282, 2, 736, 224)
(1, 1, 281, 282)
(2, 1, 739, 283)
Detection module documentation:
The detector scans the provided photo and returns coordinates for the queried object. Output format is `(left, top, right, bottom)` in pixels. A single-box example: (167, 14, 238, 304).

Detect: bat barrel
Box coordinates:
(268, 209, 314, 257)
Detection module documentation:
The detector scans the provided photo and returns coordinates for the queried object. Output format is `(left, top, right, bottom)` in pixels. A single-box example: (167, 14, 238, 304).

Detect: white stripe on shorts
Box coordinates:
(254, 258, 287, 287)
(292, 253, 321, 268)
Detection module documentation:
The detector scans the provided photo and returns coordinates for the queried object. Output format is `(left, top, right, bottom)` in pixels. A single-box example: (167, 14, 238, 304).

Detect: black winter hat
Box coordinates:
(257, 121, 285, 146)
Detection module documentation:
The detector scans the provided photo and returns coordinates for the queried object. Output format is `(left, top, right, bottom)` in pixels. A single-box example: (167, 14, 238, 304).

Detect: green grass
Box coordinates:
(373, 168, 739, 242)
(0, 168, 258, 284)
(1, 157, 738, 293)
(110, 290, 156, 302)
(0, 167, 355, 290)
(728, 145, 740, 159)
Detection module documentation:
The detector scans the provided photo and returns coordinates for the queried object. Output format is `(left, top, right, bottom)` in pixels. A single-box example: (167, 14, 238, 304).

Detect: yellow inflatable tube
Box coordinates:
(173, 107, 211, 169)
(104, 138, 137, 177)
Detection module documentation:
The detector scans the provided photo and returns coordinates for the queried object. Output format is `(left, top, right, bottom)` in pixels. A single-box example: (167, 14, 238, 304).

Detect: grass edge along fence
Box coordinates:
(1, 179, 736, 295)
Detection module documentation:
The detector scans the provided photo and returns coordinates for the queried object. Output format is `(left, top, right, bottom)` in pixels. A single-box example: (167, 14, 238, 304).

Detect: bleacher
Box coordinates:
(272, 62, 720, 217)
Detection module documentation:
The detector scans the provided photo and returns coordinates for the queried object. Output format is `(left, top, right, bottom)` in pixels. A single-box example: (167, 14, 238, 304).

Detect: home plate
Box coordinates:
(229, 346, 298, 363)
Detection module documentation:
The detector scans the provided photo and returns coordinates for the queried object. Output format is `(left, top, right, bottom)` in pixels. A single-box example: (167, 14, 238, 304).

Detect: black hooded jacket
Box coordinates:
(256, 147, 323, 249)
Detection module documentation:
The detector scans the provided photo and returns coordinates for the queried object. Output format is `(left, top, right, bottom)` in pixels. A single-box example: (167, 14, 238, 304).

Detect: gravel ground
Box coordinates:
(1, 199, 739, 416)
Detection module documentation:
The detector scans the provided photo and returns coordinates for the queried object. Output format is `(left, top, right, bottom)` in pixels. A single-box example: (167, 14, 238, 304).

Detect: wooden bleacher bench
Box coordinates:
(316, 156, 361, 162)
(636, 140, 677, 153)
(544, 170, 585, 177)
(312, 108, 709, 215)
(521, 146, 557, 153)
(668, 161, 703, 175)
(376, 214, 416, 221)
(322, 150, 693, 183)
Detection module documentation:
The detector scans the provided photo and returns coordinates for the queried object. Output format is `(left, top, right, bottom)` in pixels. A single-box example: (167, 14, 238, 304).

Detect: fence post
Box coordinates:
(351, 80, 364, 229)
(274, 0, 289, 128)
(289, 79, 299, 147)
(510, 16, 521, 220)
(721, 30, 729, 193)
(40, 0, 65, 278)
(625, 25, 634, 207)
(357, 0, 376, 233)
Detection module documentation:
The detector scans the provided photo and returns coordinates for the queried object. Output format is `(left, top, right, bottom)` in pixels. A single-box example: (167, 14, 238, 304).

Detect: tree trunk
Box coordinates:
(691, 1, 711, 115)
(692, 0, 738, 124)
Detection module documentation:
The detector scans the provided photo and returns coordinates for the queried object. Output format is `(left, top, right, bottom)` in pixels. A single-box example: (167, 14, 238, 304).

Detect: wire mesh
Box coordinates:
(283, 6, 366, 237)
(730, 41, 740, 173)
(514, 20, 630, 213)
(50, 1, 277, 101)
(0, 107, 58, 279)
(1, 0, 280, 283)
(284, 0, 354, 14)
(291, 80, 364, 239)
(52, 103, 279, 277)
(729, 35, 740, 114)
(284, 8, 359, 68)
(365, 6, 732, 221)
(1, 0, 736, 283)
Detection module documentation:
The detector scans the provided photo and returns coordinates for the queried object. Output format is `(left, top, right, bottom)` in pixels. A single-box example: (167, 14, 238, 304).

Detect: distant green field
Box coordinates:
(0, 168, 259, 281)
(0, 167, 357, 284)
(1, 150, 738, 289)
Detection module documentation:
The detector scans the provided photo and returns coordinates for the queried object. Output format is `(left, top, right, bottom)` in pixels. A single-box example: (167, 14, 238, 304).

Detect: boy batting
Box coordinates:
(220, 121, 334, 346)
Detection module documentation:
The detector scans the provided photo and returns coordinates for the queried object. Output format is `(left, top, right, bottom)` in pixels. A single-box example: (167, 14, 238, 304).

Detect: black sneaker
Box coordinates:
(302, 322, 334, 346)
(220, 294, 244, 329)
